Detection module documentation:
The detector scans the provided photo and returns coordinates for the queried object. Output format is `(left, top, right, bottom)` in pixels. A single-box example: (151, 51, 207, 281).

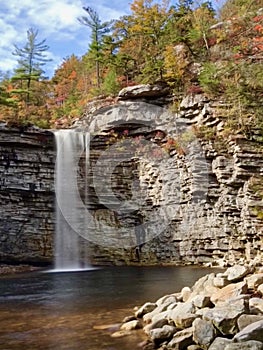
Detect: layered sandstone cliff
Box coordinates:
(0, 86, 262, 266)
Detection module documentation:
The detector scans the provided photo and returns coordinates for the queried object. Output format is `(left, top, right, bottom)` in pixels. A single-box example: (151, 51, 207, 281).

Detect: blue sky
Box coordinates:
(0, 0, 224, 78)
(0, 0, 130, 78)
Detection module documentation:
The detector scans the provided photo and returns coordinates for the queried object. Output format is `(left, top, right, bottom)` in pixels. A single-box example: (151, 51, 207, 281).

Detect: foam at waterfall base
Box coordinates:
(45, 266, 99, 273)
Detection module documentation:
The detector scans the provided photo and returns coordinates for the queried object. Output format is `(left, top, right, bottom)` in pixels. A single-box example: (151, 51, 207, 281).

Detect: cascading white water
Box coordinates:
(54, 129, 90, 271)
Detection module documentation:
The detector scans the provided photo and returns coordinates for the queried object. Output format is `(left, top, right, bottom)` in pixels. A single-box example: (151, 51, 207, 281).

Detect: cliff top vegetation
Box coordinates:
(0, 0, 262, 140)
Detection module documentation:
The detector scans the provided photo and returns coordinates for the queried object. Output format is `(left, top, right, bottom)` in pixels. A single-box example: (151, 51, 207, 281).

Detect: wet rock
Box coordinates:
(111, 330, 132, 337)
(120, 320, 142, 331)
(139, 339, 156, 350)
(0, 127, 54, 264)
(122, 315, 137, 323)
(93, 323, 120, 331)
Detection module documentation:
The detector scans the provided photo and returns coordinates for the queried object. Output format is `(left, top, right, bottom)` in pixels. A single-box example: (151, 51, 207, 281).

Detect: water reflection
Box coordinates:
(0, 266, 220, 349)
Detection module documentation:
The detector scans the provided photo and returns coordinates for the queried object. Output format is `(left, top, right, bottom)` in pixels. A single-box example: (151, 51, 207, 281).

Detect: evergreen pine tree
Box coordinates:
(12, 28, 51, 105)
(78, 7, 113, 88)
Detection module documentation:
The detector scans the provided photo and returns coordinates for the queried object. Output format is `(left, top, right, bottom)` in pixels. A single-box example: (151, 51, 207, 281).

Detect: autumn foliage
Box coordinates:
(0, 0, 262, 134)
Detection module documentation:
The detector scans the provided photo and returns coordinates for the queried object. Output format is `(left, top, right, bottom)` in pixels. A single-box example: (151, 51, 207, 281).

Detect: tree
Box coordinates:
(0, 72, 15, 107)
(188, 1, 215, 55)
(113, 0, 171, 83)
(219, 0, 262, 20)
(78, 6, 113, 88)
(12, 28, 51, 105)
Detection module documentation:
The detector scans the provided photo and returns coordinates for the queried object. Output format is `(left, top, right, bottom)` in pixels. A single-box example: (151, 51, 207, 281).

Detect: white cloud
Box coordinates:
(0, 0, 130, 77)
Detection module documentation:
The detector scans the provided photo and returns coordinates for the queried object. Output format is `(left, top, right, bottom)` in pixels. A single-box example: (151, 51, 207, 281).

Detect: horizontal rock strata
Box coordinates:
(0, 123, 54, 263)
(0, 84, 262, 266)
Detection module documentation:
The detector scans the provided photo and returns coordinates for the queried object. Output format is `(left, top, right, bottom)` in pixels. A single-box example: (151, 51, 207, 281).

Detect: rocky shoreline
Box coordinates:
(112, 265, 263, 349)
(0, 264, 43, 275)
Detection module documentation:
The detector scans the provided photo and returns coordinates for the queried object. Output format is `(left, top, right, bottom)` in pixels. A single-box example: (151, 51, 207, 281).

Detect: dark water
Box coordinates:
(0, 266, 219, 350)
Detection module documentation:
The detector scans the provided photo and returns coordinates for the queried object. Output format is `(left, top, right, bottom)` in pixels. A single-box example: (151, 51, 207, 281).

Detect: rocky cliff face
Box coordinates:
(75, 88, 263, 267)
(0, 86, 262, 267)
(0, 123, 54, 264)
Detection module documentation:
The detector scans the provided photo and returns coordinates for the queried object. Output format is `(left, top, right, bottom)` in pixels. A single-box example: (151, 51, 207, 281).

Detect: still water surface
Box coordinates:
(0, 266, 219, 350)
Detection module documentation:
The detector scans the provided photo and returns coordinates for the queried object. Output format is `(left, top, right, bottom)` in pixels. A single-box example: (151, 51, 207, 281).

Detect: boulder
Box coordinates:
(225, 340, 263, 350)
(191, 274, 218, 299)
(143, 318, 169, 335)
(144, 307, 170, 324)
(182, 287, 192, 302)
(111, 330, 132, 337)
(167, 327, 193, 349)
(245, 274, 263, 290)
(213, 275, 230, 288)
(225, 265, 251, 282)
(210, 281, 248, 305)
(149, 324, 177, 343)
(139, 340, 156, 350)
(192, 318, 217, 348)
(174, 313, 199, 329)
(136, 302, 157, 318)
(156, 294, 179, 306)
(233, 320, 263, 343)
(192, 295, 212, 309)
(169, 301, 197, 328)
(122, 315, 137, 323)
(120, 320, 141, 331)
(237, 315, 263, 331)
(143, 300, 176, 323)
(208, 337, 232, 350)
(249, 298, 263, 314)
(258, 284, 263, 296)
(118, 84, 170, 100)
(202, 304, 245, 335)
(187, 345, 202, 350)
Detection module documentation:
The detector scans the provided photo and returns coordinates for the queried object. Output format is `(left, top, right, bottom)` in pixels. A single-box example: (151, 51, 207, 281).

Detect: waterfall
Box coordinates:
(54, 129, 90, 271)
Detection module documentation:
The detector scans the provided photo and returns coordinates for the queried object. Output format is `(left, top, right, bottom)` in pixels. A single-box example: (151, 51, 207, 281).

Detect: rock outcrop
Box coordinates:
(0, 123, 54, 264)
(74, 87, 263, 266)
(116, 265, 263, 349)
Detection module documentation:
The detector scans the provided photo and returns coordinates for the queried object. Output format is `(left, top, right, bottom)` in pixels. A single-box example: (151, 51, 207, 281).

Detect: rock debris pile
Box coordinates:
(115, 265, 263, 350)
